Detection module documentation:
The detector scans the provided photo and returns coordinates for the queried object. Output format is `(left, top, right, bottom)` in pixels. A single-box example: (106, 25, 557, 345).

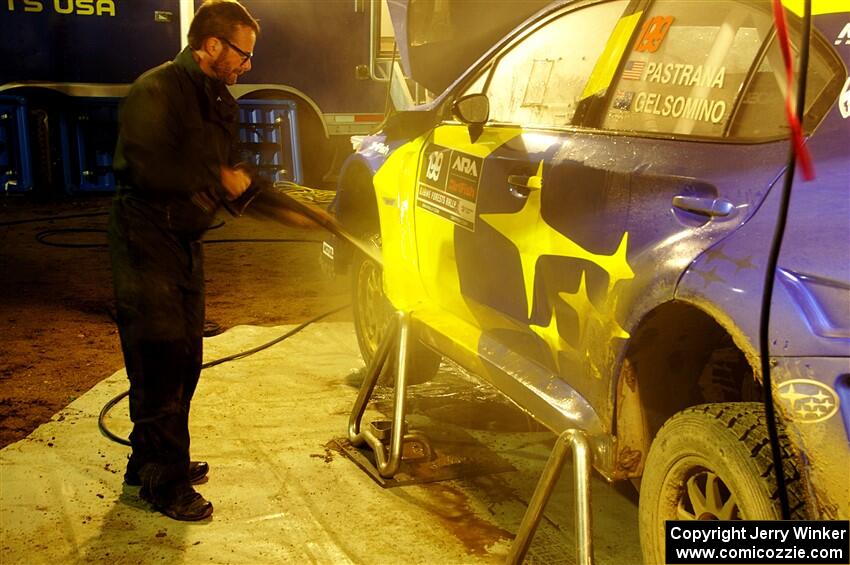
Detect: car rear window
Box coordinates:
(601, 0, 846, 140)
(603, 0, 775, 137)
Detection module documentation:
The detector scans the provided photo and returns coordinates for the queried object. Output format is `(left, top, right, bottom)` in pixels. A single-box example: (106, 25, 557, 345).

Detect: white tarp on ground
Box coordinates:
(0, 323, 640, 564)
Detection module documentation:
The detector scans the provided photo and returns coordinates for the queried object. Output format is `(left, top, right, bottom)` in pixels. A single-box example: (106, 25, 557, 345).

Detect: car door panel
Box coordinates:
(406, 0, 822, 433)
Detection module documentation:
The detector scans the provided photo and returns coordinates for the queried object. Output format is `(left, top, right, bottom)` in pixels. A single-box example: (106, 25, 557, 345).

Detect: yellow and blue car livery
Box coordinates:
(327, 0, 850, 524)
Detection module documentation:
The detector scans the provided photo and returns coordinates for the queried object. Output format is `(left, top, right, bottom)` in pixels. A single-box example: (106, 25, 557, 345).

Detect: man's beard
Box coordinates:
(211, 54, 238, 85)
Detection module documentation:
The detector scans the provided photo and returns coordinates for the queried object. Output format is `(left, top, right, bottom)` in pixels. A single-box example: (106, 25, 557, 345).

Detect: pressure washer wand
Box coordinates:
(236, 180, 383, 266)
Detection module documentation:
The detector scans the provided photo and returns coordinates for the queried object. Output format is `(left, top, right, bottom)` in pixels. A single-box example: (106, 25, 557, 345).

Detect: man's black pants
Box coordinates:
(108, 194, 205, 489)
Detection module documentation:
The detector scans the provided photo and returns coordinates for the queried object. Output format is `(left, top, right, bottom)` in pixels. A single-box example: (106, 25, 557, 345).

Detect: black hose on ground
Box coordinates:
(34, 227, 321, 249)
(0, 211, 225, 230)
(36, 228, 108, 248)
(98, 303, 351, 446)
(0, 211, 109, 227)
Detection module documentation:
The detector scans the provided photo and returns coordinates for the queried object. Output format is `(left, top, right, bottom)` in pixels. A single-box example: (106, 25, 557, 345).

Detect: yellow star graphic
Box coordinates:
(529, 271, 630, 379)
(530, 305, 569, 353)
(480, 165, 635, 319)
(529, 297, 584, 376)
(558, 271, 630, 343)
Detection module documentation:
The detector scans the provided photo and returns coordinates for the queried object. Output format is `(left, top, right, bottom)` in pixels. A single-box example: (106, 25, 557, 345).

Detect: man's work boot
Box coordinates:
(203, 320, 223, 337)
(125, 460, 209, 486)
(141, 481, 213, 521)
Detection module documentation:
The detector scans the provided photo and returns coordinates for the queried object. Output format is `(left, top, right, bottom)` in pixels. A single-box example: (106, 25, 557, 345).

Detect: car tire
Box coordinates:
(351, 232, 441, 385)
(639, 402, 808, 565)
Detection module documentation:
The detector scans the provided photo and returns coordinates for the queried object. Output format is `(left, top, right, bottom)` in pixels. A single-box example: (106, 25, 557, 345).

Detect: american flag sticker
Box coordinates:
(622, 60, 646, 81)
(613, 91, 634, 110)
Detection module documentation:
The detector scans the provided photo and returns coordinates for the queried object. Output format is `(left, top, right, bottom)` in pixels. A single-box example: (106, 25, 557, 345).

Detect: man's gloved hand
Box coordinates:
(220, 165, 252, 200)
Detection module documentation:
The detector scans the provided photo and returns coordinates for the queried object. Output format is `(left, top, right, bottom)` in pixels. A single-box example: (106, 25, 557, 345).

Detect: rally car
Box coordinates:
(323, 0, 850, 560)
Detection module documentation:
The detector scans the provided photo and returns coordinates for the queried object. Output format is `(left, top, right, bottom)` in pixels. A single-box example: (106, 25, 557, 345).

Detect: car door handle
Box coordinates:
(672, 195, 734, 217)
(507, 174, 542, 191)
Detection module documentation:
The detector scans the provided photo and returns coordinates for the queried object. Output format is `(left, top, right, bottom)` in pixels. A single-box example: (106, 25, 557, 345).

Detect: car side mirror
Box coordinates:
(452, 93, 489, 125)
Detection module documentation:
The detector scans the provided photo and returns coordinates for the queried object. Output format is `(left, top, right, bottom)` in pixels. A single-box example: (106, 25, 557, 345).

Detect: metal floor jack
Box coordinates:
(347, 311, 431, 478)
(345, 310, 595, 565)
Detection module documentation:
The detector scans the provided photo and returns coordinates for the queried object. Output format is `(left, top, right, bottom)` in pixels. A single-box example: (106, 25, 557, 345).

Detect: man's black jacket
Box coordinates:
(113, 47, 239, 234)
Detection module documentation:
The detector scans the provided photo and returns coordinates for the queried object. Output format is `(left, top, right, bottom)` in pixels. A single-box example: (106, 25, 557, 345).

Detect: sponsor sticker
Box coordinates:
(417, 144, 482, 231)
(634, 16, 674, 53)
(367, 141, 390, 156)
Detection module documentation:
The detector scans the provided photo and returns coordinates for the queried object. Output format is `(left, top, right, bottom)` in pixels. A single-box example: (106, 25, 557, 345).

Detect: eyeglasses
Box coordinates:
(218, 37, 253, 65)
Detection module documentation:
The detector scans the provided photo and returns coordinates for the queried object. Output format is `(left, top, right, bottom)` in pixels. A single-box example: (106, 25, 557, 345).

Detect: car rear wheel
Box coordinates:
(639, 402, 808, 564)
(351, 232, 440, 384)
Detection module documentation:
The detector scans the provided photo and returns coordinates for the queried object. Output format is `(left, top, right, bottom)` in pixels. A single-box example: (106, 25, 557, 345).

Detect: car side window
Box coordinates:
(728, 32, 846, 139)
(602, 0, 775, 138)
(482, 0, 630, 128)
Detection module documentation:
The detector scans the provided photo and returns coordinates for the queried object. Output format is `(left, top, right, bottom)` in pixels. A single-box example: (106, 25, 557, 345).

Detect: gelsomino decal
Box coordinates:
(416, 143, 482, 231)
(777, 379, 840, 423)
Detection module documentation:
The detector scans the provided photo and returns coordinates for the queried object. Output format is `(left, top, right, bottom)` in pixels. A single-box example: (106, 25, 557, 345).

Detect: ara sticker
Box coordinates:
(835, 22, 850, 46)
(777, 379, 840, 423)
(634, 16, 674, 53)
(417, 144, 482, 231)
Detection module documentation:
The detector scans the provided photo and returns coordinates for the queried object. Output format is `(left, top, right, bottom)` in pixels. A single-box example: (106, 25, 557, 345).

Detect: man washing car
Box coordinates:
(109, 0, 323, 521)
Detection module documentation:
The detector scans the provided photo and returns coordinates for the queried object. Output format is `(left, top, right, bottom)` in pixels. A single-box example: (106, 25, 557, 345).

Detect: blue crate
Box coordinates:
(0, 95, 33, 193)
(56, 97, 301, 192)
(237, 99, 301, 184)
(59, 97, 120, 193)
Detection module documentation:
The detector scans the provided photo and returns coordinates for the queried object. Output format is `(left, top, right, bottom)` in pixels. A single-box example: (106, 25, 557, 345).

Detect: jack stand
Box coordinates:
(507, 429, 594, 565)
(347, 311, 430, 478)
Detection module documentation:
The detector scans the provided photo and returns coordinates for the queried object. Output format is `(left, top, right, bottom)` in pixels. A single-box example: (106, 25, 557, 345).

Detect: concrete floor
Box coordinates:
(0, 322, 641, 564)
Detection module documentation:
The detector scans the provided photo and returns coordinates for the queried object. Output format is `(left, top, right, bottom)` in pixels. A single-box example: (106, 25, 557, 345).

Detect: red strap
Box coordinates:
(772, 0, 815, 180)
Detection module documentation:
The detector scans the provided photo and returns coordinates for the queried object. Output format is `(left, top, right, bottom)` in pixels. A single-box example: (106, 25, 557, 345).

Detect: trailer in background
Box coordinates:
(0, 0, 409, 194)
